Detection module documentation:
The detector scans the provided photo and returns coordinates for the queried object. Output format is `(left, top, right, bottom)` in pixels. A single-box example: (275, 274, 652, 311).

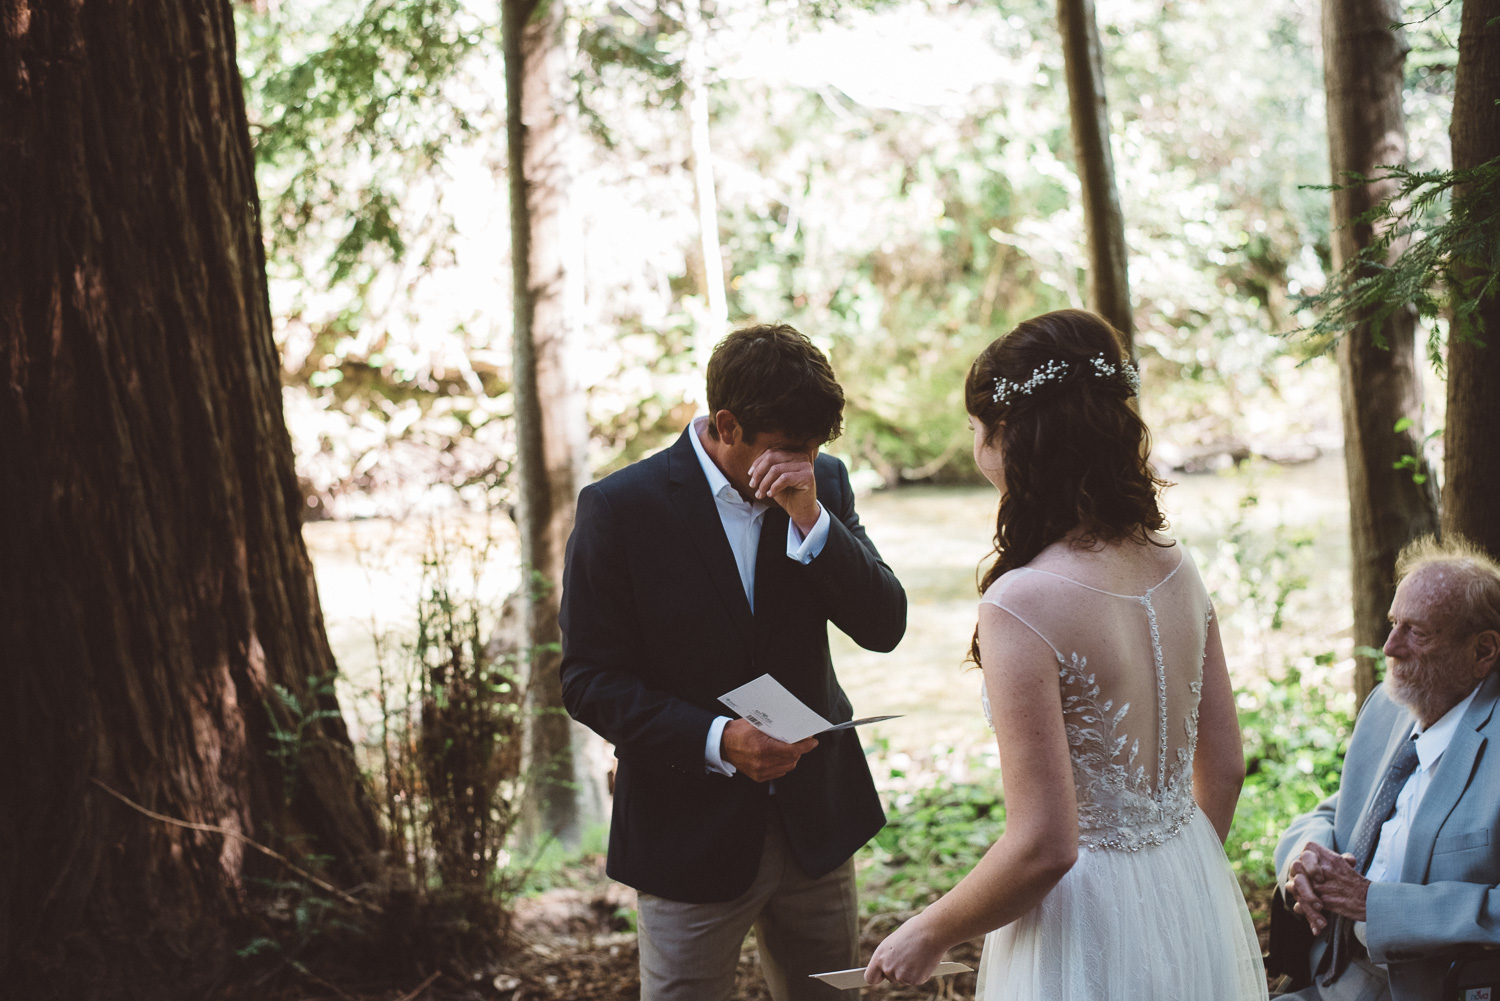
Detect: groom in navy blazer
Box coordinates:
(560, 324, 906, 1000)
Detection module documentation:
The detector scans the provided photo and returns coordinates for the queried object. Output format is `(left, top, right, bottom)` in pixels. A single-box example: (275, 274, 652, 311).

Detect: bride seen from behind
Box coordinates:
(865, 309, 1268, 1000)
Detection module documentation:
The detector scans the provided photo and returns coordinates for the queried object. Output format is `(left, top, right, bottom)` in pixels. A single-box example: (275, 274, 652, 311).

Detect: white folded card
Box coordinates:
(809, 962, 973, 989)
(718, 674, 901, 744)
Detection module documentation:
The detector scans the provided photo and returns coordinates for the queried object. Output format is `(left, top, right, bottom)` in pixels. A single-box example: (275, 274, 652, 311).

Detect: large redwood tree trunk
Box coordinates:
(504, 0, 598, 847)
(1323, 0, 1440, 707)
(1443, 0, 1500, 559)
(0, 2, 378, 995)
(1057, 0, 1133, 351)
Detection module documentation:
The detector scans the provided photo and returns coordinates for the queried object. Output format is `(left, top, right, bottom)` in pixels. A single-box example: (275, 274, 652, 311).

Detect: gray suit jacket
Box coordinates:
(1274, 671, 1500, 1001)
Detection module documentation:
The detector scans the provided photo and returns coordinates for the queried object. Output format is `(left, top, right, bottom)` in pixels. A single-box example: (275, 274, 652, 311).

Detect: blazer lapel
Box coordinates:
(1401, 671, 1500, 882)
(667, 428, 754, 644)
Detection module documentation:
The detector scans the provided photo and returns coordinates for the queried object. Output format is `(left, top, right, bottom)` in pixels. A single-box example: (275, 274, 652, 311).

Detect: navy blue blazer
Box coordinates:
(559, 426, 907, 902)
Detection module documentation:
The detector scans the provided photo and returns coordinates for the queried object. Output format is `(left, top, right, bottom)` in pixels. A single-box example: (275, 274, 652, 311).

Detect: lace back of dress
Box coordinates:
(981, 547, 1213, 851)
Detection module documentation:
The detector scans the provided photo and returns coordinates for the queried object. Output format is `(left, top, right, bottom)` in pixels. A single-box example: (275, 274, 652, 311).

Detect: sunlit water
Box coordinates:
(304, 451, 1351, 759)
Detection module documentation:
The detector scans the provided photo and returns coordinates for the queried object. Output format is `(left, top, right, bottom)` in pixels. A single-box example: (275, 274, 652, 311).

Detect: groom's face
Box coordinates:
(712, 412, 819, 500)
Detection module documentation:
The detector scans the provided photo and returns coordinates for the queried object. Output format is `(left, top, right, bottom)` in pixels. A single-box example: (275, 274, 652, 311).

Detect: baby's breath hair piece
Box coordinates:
(991, 358, 1068, 404)
(991, 354, 1139, 406)
(1090, 353, 1141, 395)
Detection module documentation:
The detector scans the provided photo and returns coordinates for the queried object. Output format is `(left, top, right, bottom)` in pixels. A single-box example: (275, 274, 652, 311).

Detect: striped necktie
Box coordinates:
(1320, 732, 1419, 985)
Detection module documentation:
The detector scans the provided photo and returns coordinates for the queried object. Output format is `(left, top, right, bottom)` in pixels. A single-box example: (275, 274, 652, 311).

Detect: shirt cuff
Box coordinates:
(786, 504, 830, 563)
(705, 715, 737, 776)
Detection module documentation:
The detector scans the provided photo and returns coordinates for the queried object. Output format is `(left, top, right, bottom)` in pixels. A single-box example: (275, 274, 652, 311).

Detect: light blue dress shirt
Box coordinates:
(686, 416, 830, 776)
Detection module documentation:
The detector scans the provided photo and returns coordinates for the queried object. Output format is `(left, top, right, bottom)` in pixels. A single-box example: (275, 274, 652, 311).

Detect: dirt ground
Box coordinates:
(491, 877, 1274, 1001)
(468, 874, 984, 1001)
(259, 866, 1273, 1001)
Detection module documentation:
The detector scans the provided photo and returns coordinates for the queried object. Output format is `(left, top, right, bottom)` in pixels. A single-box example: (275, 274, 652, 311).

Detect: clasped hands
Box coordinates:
(1285, 842, 1371, 933)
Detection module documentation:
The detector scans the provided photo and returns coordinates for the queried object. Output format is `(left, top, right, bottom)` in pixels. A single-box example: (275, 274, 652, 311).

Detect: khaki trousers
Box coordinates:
(635, 805, 859, 1001)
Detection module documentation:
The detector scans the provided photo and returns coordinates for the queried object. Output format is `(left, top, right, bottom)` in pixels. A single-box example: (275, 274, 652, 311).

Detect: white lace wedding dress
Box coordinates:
(975, 545, 1267, 1001)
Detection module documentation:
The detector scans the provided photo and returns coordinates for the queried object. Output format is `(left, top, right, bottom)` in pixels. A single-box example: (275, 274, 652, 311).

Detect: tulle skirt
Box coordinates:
(975, 807, 1268, 1001)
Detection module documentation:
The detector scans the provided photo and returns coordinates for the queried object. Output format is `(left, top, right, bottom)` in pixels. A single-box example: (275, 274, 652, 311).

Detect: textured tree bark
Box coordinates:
(1057, 0, 1133, 351)
(1322, 0, 1441, 708)
(1443, 0, 1500, 559)
(0, 1, 379, 995)
(504, 0, 595, 847)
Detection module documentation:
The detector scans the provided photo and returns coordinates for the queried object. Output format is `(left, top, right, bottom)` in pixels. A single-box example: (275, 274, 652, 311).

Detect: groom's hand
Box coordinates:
(721, 719, 818, 783)
(748, 447, 821, 536)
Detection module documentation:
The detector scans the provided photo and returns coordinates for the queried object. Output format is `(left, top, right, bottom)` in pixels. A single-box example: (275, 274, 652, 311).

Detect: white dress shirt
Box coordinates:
(1354, 682, 1481, 950)
(688, 416, 831, 776)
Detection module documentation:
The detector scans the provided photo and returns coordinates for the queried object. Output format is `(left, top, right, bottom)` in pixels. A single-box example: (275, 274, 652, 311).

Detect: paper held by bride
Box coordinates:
(810, 962, 974, 989)
(718, 674, 902, 744)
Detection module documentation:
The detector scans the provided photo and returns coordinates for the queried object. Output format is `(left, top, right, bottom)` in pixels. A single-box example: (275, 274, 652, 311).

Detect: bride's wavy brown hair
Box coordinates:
(967, 309, 1172, 665)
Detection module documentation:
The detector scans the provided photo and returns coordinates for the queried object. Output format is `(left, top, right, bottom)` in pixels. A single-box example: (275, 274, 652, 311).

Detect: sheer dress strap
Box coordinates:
(978, 597, 1064, 661)
(1010, 548, 1187, 599)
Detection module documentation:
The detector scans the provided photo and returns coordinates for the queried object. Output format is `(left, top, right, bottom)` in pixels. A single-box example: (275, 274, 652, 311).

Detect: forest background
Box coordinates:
(254, 0, 1454, 971)
(249, 0, 1455, 884)
(3, 0, 1491, 997)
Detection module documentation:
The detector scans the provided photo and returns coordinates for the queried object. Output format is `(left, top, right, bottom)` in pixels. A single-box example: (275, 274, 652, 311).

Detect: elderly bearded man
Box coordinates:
(1273, 536, 1500, 1000)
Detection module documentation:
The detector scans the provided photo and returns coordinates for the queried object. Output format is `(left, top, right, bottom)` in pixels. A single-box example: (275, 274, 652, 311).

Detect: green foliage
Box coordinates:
(510, 822, 612, 897)
(1194, 470, 1354, 899)
(697, 0, 1343, 480)
(1228, 656, 1353, 898)
(242, 0, 1395, 505)
(233, 525, 532, 985)
(349, 525, 529, 892)
(242, 0, 490, 286)
(1296, 157, 1500, 361)
(1392, 415, 1441, 486)
(239, 1, 513, 517)
(573, 3, 685, 145)
(1213, 486, 1317, 635)
(235, 936, 280, 959)
(859, 747, 1006, 915)
(410, 537, 526, 889)
(265, 674, 346, 805)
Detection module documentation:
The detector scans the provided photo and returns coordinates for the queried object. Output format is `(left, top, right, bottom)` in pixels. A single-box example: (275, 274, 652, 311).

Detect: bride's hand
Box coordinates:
(864, 916, 946, 986)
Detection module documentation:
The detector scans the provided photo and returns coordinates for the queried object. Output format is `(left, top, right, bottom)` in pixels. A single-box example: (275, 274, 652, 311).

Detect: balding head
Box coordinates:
(1383, 536, 1500, 727)
(1395, 535, 1500, 635)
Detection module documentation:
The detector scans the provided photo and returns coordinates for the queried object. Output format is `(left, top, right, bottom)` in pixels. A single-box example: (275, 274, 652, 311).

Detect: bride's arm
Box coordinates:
(1192, 615, 1245, 842)
(865, 602, 1079, 986)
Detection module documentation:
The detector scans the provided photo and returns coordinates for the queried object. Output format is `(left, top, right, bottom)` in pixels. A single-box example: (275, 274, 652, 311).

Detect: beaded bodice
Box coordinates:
(980, 548, 1212, 852)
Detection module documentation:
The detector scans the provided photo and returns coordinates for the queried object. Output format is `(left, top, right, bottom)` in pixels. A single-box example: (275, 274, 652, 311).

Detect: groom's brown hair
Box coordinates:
(704, 323, 844, 446)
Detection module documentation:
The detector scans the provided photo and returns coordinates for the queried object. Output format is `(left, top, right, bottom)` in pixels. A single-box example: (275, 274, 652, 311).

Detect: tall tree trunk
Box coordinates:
(504, 0, 596, 847)
(1057, 0, 1133, 351)
(683, 0, 729, 393)
(1323, 0, 1441, 708)
(1443, 0, 1500, 559)
(0, 2, 379, 995)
